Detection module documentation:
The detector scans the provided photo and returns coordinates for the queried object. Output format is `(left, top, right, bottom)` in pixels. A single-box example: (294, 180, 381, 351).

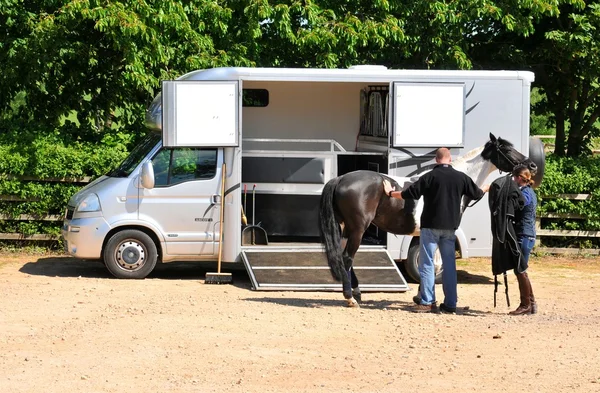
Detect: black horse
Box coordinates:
(318, 133, 538, 307)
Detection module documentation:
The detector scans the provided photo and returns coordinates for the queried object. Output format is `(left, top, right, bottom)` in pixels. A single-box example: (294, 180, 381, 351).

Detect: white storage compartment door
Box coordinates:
(390, 82, 465, 148)
(162, 80, 239, 147)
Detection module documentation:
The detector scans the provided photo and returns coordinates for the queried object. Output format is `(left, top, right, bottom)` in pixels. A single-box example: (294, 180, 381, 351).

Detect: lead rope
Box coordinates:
(494, 275, 497, 307)
(493, 273, 511, 308)
(504, 272, 510, 307)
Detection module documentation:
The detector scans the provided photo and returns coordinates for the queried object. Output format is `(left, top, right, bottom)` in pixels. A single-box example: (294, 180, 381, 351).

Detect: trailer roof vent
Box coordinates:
(348, 65, 388, 70)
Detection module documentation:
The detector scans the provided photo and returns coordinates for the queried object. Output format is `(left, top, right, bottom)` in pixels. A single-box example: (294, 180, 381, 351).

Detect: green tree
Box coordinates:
(469, 1, 600, 157)
(0, 0, 254, 142)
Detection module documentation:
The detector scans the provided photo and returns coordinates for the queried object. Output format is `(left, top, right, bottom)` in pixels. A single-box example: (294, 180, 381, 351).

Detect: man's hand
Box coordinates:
(481, 184, 490, 193)
(383, 179, 395, 195)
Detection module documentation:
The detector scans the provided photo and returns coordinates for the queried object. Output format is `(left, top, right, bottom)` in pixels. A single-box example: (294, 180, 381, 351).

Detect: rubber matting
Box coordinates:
(241, 248, 409, 291)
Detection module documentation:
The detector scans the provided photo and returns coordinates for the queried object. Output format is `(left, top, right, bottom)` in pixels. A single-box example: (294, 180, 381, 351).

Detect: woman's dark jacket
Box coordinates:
(488, 175, 525, 274)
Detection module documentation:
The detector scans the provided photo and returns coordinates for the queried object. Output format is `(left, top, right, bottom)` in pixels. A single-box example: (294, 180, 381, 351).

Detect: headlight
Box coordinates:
(77, 193, 101, 212)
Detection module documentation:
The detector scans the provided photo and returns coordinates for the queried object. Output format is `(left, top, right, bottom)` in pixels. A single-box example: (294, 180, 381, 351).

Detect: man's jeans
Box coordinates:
(419, 228, 457, 308)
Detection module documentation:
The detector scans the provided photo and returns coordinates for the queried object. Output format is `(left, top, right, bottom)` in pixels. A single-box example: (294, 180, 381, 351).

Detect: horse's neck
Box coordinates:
(452, 146, 497, 186)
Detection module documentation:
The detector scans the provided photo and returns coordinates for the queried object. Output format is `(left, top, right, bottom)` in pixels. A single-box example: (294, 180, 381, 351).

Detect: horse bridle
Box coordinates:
(493, 143, 523, 174)
(461, 144, 525, 211)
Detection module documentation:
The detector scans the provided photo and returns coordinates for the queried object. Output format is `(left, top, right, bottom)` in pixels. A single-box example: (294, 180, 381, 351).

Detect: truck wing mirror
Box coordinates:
(140, 161, 155, 189)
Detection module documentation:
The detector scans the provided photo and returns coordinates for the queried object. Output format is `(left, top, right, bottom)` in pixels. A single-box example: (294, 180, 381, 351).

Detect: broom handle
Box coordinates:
(217, 162, 226, 273)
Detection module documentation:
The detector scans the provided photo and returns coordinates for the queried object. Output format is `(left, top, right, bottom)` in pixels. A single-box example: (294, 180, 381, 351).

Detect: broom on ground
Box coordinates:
(205, 162, 233, 285)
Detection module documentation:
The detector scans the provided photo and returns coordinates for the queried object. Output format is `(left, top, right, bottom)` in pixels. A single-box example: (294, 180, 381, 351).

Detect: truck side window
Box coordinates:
(151, 148, 217, 187)
(151, 149, 171, 187)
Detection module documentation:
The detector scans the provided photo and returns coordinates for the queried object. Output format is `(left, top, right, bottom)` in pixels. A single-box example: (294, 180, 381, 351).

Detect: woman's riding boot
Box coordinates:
(530, 294, 537, 314)
(529, 281, 537, 314)
(509, 272, 532, 315)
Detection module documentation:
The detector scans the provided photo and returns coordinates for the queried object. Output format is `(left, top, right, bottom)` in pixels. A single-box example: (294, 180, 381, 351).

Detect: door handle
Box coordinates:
(212, 194, 221, 204)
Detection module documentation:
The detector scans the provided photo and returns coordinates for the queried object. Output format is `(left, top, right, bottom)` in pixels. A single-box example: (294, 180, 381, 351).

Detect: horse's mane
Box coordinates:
(452, 146, 484, 167)
(497, 137, 514, 148)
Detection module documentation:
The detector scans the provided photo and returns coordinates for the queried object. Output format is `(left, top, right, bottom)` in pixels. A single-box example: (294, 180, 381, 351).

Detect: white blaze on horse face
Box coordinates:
(451, 146, 497, 186)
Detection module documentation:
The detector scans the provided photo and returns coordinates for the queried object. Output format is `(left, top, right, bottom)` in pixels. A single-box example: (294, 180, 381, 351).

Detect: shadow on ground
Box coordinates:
(398, 262, 493, 286)
(18, 256, 252, 288)
(243, 296, 492, 316)
(457, 269, 493, 285)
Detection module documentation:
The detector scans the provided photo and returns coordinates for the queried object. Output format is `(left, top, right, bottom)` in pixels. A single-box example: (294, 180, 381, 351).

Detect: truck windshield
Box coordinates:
(107, 133, 161, 178)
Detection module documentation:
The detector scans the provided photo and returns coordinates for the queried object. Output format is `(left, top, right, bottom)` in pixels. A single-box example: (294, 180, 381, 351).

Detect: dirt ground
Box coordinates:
(1, 252, 600, 393)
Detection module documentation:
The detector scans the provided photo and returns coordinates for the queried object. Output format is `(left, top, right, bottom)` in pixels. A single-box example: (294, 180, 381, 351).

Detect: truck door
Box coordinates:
(139, 148, 223, 256)
(389, 81, 465, 148)
(141, 79, 240, 257)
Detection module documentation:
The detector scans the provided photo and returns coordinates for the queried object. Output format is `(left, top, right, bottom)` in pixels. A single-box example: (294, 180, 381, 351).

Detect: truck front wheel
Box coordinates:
(405, 242, 443, 284)
(104, 230, 158, 279)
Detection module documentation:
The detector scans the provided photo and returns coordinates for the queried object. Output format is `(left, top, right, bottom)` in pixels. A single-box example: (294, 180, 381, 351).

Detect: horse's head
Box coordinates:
(481, 133, 538, 175)
(455, 133, 537, 215)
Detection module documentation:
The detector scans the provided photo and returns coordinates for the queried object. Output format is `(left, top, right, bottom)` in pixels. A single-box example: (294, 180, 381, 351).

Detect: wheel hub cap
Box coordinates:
(116, 241, 145, 270)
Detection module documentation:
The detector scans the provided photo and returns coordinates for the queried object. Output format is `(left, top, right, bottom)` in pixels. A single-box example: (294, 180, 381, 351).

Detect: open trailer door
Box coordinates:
(161, 80, 239, 148)
(152, 80, 240, 256)
(389, 81, 466, 148)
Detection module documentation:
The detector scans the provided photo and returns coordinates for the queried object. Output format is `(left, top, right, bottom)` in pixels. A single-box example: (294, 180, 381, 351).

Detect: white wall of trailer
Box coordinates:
(386, 77, 531, 260)
(173, 67, 533, 262)
(241, 80, 365, 151)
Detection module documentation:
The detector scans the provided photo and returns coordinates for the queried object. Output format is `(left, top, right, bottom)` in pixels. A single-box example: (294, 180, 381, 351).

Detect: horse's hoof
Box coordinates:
(352, 290, 362, 303)
(346, 298, 360, 308)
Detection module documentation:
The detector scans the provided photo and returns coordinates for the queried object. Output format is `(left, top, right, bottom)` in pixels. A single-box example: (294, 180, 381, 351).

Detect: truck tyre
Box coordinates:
(405, 242, 443, 284)
(104, 230, 158, 279)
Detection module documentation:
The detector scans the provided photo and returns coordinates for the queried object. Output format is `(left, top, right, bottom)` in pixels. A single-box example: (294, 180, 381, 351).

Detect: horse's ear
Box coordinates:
(489, 133, 497, 142)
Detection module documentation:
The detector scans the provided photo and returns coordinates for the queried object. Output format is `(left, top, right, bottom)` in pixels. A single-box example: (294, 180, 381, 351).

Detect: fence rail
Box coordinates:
(0, 233, 59, 241)
(2, 175, 600, 254)
(0, 175, 74, 242)
(531, 134, 600, 155)
(535, 193, 600, 254)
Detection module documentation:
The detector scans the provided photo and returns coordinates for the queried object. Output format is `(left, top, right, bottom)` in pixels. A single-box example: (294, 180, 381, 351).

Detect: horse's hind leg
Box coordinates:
(350, 267, 361, 302)
(342, 230, 364, 308)
(342, 263, 361, 302)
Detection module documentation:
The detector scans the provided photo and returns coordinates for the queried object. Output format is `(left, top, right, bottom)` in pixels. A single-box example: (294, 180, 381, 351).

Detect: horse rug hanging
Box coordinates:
(488, 174, 526, 307)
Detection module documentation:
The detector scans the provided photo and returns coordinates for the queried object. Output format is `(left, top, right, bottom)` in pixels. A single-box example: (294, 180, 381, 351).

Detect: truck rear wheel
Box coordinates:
(104, 230, 158, 279)
(405, 242, 443, 284)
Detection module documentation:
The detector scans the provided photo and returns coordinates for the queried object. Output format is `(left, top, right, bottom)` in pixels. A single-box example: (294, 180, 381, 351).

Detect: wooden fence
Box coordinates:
(532, 134, 600, 155)
(2, 174, 600, 255)
(535, 193, 600, 255)
(0, 175, 92, 242)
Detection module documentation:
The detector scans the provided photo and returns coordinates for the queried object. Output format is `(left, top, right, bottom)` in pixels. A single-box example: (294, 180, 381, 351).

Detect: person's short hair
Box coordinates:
(435, 148, 451, 162)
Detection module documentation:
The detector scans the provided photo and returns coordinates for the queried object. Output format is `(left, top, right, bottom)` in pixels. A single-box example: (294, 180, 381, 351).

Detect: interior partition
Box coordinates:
(240, 80, 390, 244)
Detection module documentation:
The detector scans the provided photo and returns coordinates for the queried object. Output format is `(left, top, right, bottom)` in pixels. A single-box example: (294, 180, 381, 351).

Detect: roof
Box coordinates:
(176, 66, 535, 84)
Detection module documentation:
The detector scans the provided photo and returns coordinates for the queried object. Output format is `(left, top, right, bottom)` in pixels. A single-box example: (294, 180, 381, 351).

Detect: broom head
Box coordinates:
(205, 272, 233, 284)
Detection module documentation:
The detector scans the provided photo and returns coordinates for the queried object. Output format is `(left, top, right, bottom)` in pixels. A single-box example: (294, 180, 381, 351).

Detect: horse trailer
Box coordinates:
(61, 65, 544, 290)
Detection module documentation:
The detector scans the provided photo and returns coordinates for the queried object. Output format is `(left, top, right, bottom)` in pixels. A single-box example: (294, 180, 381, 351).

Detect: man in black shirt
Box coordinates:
(384, 148, 488, 313)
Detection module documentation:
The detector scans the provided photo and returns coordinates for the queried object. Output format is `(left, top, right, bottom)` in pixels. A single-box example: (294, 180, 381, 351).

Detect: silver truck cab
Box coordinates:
(61, 132, 225, 278)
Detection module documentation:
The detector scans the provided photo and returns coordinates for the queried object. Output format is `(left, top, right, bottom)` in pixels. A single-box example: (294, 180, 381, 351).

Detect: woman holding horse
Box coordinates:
(384, 148, 489, 313)
(509, 164, 538, 315)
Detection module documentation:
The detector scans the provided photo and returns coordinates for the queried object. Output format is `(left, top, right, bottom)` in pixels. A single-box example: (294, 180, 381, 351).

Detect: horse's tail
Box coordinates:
(319, 176, 346, 282)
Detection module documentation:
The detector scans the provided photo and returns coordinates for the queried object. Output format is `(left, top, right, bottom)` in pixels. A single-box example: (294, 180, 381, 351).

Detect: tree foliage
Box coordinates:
(0, 0, 254, 142)
(1, 0, 599, 155)
(469, 1, 600, 157)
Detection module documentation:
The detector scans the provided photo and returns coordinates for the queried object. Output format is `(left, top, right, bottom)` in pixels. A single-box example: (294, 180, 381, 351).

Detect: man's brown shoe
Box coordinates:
(411, 303, 436, 313)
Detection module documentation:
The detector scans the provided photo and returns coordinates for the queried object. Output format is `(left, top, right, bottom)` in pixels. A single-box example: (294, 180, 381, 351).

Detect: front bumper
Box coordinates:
(61, 216, 111, 259)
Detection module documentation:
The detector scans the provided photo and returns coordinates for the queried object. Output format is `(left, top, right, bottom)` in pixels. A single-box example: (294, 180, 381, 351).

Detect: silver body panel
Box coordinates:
(63, 66, 534, 265)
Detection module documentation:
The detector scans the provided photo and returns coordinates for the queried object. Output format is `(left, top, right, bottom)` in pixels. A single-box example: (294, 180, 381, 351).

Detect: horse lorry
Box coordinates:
(61, 65, 544, 291)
